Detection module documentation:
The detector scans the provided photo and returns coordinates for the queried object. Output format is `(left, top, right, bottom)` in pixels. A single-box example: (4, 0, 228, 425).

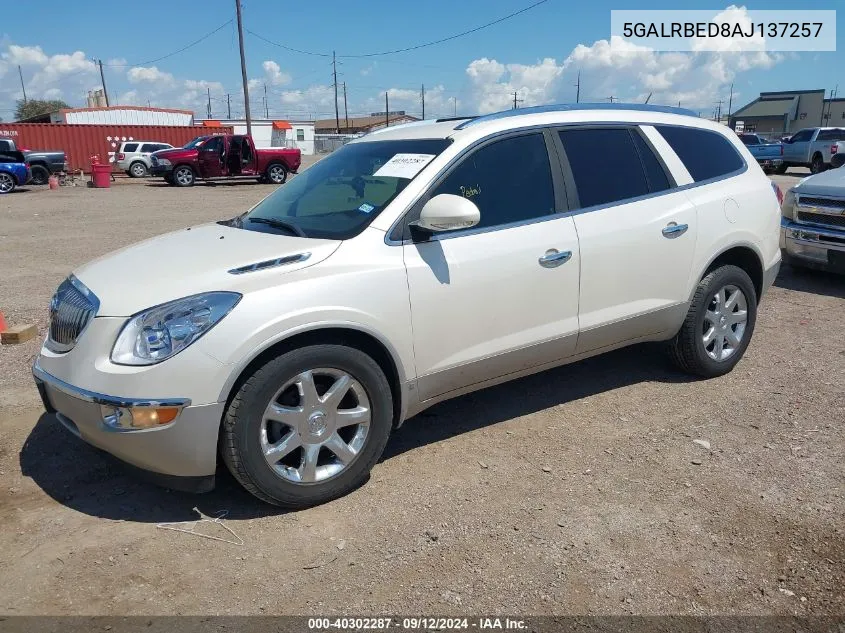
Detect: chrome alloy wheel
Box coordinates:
(174, 167, 193, 185)
(0, 173, 14, 193)
(268, 164, 286, 183)
(260, 368, 371, 484)
(702, 284, 748, 361)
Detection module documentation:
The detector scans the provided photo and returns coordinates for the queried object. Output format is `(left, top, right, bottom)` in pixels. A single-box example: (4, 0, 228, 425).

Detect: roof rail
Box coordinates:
(435, 116, 477, 123)
(455, 103, 700, 130)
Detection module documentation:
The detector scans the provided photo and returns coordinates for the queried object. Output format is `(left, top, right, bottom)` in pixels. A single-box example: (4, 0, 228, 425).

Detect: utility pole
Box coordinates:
(264, 83, 269, 118)
(332, 51, 340, 133)
(227, 93, 231, 119)
(453, 96, 457, 116)
(97, 59, 110, 106)
(714, 99, 723, 122)
(421, 84, 425, 120)
(574, 70, 580, 103)
(727, 82, 734, 120)
(385, 91, 389, 128)
(512, 91, 523, 109)
(17, 65, 27, 104)
(607, 95, 616, 103)
(342, 82, 349, 129)
(235, 0, 252, 136)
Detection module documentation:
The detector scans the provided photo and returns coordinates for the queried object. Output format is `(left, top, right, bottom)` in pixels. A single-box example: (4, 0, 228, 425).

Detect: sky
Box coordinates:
(0, 0, 842, 122)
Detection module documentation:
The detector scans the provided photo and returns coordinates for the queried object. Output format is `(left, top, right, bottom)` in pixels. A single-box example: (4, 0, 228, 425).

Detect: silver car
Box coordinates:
(116, 141, 174, 177)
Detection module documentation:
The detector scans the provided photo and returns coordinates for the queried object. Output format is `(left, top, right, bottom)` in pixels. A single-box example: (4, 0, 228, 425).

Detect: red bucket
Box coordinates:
(91, 163, 112, 189)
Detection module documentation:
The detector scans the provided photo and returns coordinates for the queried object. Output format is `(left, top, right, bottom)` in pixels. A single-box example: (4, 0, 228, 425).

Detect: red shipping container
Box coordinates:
(0, 123, 233, 173)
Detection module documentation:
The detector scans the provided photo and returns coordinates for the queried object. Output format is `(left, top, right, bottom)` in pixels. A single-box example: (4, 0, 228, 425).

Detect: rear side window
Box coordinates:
(739, 134, 759, 145)
(817, 129, 845, 141)
(655, 125, 744, 182)
(122, 143, 138, 153)
(558, 128, 669, 208)
(431, 133, 555, 230)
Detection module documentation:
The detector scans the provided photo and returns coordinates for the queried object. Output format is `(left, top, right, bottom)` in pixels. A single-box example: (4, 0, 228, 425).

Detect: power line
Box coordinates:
(340, 0, 550, 58)
(105, 20, 233, 67)
(246, 0, 549, 60)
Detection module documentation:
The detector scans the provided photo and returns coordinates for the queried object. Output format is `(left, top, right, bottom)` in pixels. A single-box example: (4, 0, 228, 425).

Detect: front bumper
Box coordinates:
(781, 218, 845, 273)
(150, 164, 173, 177)
(32, 361, 223, 491)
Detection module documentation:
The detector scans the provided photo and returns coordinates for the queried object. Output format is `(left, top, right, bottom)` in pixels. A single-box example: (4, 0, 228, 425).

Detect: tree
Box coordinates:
(15, 99, 71, 121)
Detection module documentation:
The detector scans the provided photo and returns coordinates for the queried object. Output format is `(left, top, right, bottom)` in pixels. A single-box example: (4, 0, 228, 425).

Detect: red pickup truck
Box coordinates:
(150, 134, 301, 187)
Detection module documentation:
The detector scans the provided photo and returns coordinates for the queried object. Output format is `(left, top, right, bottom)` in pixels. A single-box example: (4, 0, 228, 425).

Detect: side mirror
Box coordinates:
(412, 194, 480, 237)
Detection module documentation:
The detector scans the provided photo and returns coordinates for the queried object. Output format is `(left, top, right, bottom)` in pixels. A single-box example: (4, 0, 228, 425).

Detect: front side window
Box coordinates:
(655, 125, 745, 182)
(235, 138, 450, 240)
(789, 129, 814, 143)
(429, 133, 555, 230)
(559, 127, 667, 208)
(202, 136, 224, 153)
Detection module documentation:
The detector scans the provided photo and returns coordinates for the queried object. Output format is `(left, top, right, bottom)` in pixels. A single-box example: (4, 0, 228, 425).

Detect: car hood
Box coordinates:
(73, 223, 341, 316)
(792, 167, 845, 198)
(153, 148, 197, 161)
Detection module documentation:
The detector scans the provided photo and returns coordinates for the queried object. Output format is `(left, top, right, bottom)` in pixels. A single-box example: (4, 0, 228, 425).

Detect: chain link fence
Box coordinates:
(314, 133, 360, 154)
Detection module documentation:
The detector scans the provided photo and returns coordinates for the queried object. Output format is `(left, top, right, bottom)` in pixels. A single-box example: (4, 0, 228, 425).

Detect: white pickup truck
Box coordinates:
(780, 127, 845, 174)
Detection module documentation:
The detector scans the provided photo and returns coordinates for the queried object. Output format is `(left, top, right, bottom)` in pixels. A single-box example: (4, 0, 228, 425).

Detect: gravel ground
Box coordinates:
(0, 167, 843, 616)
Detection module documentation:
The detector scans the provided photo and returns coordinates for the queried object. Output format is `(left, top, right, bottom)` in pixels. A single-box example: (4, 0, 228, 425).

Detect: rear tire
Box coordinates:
(669, 265, 757, 378)
(172, 165, 195, 187)
(0, 172, 16, 194)
(129, 161, 148, 178)
(266, 163, 287, 184)
(775, 163, 788, 175)
(29, 164, 49, 185)
(810, 153, 825, 174)
(221, 344, 393, 508)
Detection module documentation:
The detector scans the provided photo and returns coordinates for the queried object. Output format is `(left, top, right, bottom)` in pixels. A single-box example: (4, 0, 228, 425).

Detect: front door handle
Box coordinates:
(538, 249, 572, 268)
(662, 222, 689, 238)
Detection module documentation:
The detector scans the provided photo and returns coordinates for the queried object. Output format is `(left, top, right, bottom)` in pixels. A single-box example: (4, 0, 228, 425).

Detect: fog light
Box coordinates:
(100, 405, 180, 430)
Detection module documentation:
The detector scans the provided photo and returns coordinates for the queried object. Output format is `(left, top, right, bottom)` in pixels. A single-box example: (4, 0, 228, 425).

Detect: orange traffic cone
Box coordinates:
(0, 311, 7, 333)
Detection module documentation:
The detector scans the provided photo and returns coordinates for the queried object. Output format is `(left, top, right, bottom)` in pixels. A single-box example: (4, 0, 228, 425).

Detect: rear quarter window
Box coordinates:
(122, 143, 139, 153)
(655, 126, 745, 182)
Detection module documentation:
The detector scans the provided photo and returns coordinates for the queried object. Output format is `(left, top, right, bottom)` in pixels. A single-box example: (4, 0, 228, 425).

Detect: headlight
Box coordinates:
(781, 188, 796, 220)
(156, 158, 171, 166)
(111, 292, 241, 365)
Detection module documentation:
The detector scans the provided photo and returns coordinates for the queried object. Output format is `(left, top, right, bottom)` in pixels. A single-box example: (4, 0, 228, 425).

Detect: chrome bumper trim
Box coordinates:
(32, 360, 191, 409)
(781, 218, 845, 252)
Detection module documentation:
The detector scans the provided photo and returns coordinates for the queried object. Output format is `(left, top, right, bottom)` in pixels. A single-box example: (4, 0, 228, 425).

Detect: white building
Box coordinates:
(197, 119, 316, 155)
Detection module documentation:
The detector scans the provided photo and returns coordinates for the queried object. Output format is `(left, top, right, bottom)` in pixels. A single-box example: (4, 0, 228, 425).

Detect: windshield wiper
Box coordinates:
(246, 217, 307, 238)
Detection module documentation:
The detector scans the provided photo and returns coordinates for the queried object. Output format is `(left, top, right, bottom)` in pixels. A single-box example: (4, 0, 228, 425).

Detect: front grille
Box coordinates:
(797, 211, 845, 229)
(46, 277, 99, 353)
(797, 196, 845, 210)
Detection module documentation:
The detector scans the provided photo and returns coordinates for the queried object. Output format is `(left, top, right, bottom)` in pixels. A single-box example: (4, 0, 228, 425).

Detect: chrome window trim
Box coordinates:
(385, 121, 747, 246)
(32, 360, 191, 409)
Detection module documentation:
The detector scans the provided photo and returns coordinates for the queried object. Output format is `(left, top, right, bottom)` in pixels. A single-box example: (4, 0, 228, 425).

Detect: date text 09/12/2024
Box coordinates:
(307, 617, 527, 630)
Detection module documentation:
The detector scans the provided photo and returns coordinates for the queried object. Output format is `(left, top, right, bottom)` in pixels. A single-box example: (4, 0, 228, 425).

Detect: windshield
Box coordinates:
(183, 136, 210, 149)
(233, 138, 451, 240)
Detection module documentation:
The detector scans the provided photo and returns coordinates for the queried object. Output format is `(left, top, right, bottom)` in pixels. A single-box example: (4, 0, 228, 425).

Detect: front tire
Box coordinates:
(29, 164, 49, 185)
(221, 344, 393, 508)
(172, 165, 195, 187)
(669, 265, 757, 378)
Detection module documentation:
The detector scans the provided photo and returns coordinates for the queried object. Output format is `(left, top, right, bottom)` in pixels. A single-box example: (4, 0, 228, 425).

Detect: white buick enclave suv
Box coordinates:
(33, 104, 782, 508)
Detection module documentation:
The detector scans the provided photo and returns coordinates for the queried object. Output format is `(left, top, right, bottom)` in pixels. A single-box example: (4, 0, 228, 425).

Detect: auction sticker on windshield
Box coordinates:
(373, 154, 435, 179)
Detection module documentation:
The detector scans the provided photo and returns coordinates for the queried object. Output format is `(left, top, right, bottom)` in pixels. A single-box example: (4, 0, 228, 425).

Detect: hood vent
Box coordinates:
(228, 252, 311, 275)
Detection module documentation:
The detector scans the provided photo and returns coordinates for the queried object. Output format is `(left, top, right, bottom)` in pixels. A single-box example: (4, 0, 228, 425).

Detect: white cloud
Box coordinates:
(127, 65, 175, 85)
(262, 60, 291, 86)
(0, 44, 97, 107)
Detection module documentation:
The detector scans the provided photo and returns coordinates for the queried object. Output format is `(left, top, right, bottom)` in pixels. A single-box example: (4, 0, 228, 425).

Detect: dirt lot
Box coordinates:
(0, 167, 843, 616)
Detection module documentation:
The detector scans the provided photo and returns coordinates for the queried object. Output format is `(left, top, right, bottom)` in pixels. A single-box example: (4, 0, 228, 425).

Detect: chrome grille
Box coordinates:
(46, 276, 99, 353)
(797, 196, 845, 210)
(797, 211, 845, 229)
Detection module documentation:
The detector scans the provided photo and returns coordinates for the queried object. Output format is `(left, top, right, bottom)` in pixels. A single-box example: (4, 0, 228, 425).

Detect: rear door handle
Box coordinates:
(662, 222, 688, 238)
(538, 249, 572, 268)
